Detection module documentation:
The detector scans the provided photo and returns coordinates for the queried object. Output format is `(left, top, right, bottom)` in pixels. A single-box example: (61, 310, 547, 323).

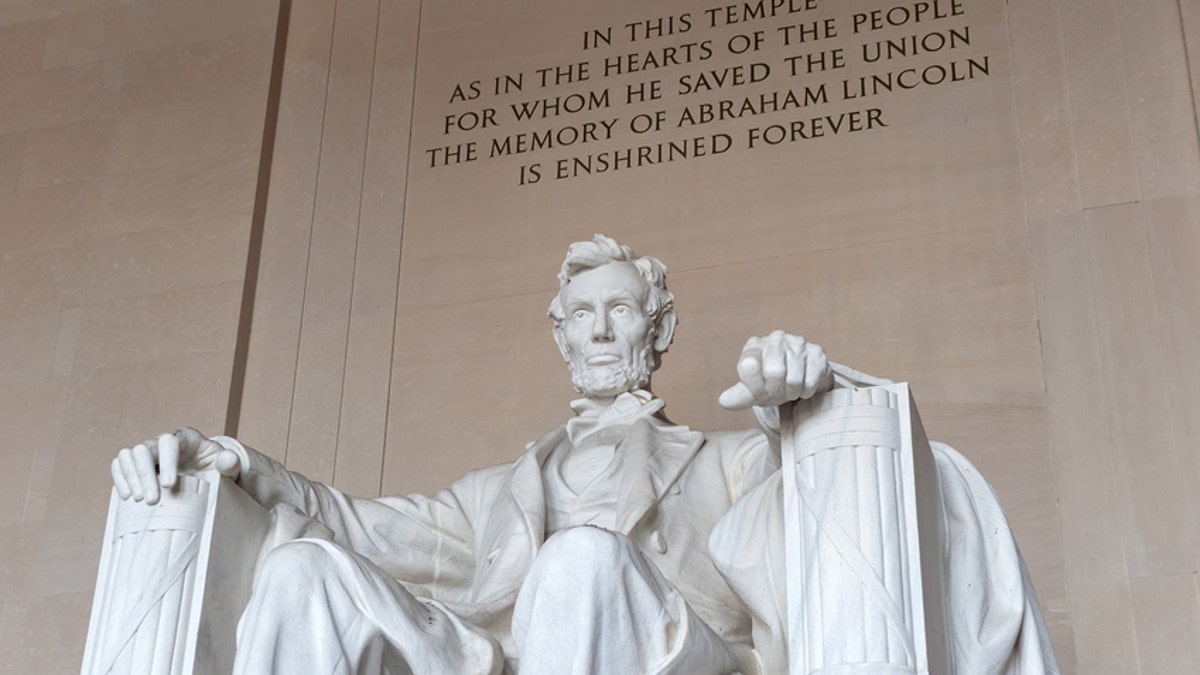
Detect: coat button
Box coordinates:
(650, 530, 667, 554)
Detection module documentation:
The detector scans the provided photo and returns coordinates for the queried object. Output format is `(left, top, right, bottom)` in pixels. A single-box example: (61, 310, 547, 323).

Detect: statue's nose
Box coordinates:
(591, 311, 613, 341)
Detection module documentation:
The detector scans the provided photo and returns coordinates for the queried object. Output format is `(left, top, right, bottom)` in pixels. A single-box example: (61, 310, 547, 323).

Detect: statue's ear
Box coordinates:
(653, 308, 677, 353)
(553, 323, 570, 362)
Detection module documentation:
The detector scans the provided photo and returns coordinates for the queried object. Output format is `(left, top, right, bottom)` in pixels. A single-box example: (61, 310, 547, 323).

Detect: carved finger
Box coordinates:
(157, 432, 179, 488)
(175, 427, 208, 462)
(737, 350, 766, 399)
(132, 442, 160, 505)
(803, 346, 829, 398)
(784, 333, 807, 358)
(118, 448, 143, 502)
(760, 340, 787, 401)
(784, 342, 807, 395)
(718, 382, 756, 410)
(111, 457, 133, 500)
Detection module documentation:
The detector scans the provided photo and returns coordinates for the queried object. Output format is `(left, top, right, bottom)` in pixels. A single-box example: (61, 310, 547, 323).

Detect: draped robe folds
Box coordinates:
(225, 401, 777, 672)
(219, 391, 1059, 674)
(709, 441, 1061, 674)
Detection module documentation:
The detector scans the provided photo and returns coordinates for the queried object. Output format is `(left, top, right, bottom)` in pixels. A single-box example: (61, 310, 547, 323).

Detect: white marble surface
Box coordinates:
(83, 471, 269, 675)
(95, 236, 1058, 674)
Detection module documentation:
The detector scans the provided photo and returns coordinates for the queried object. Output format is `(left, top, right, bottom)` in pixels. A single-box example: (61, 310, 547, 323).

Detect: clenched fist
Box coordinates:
(718, 331, 833, 410)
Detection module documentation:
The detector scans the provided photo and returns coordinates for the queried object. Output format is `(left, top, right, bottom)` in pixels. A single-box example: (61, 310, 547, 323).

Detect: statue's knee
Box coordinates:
(536, 526, 631, 578)
(256, 538, 336, 590)
(518, 528, 651, 626)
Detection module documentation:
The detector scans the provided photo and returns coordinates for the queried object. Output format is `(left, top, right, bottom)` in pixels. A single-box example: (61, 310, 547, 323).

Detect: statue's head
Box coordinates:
(548, 234, 677, 399)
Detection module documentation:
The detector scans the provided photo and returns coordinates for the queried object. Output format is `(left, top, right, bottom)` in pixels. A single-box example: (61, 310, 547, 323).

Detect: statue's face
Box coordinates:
(556, 262, 657, 399)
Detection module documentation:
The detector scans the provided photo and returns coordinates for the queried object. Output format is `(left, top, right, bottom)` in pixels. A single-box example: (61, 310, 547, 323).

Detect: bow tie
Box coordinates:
(567, 390, 665, 443)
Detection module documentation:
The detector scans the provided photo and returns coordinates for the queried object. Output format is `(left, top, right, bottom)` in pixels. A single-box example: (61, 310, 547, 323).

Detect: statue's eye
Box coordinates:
(572, 309, 589, 320)
(612, 305, 630, 316)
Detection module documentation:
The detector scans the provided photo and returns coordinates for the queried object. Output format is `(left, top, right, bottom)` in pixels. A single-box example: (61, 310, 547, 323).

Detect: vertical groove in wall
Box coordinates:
(379, 0, 424, 497)
(226, 0, 293, 438)
(282, 0, 342, 466)
(330, 0, 383, 489)
(1002, 0, 1031, 222)
(1177, 0, 1200, 145)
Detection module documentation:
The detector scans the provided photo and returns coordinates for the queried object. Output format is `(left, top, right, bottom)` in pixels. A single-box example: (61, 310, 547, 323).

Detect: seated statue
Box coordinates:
(109, 235, 1058, 674)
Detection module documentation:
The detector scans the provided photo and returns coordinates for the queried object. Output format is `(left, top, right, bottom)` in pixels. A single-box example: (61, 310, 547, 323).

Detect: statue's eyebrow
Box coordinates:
(564, 297, 594, 312)
(564, 288, 639, 314)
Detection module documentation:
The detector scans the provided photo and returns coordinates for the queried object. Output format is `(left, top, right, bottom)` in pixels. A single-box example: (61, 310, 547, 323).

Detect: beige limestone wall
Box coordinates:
(237, 1, 1200, 673)
(1012, 1, 1200, 672)
(236, 0, 423, 499)
(0, 0, 279, 671)
(2, 0, 1198, 672)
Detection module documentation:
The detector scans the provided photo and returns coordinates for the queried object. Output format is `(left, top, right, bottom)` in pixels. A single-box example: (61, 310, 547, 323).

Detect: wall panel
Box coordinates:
(0, 0, 279, 670)
(1017, 2, 1200, 671)
(237, 0, 337, 458)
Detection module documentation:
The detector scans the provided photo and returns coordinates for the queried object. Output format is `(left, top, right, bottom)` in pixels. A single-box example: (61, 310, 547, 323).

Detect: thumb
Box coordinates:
(213, 449, 241, 477)
(719, 382, 755, 410)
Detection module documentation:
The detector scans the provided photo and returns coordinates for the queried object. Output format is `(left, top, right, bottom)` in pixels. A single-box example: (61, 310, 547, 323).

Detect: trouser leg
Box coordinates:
(512, 526, 746, 675)
(234, 538, 502, 675)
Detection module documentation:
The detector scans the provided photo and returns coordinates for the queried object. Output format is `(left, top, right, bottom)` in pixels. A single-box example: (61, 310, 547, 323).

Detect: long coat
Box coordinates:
(230, 414, 1059, 674)
(234, 416, 779, 659)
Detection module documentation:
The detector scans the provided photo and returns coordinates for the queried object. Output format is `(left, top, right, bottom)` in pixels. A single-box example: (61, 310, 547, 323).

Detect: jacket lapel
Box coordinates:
(470, 426, 562, 608)
(614, 419, 704, 534)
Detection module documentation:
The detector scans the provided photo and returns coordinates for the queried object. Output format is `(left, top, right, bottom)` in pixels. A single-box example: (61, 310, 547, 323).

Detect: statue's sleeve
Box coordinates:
(709, 470, 789, 673)
(718, 429, 780, 503)
(226, 440, 496, 596)
(932, 441, 1060, 675)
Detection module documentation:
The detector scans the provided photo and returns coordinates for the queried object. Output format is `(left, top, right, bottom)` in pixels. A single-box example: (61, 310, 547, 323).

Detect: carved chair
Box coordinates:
(82, 383, 952, 675)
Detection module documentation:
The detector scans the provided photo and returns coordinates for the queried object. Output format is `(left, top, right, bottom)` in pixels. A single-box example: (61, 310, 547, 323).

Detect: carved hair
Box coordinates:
(548, 234, 675, 337)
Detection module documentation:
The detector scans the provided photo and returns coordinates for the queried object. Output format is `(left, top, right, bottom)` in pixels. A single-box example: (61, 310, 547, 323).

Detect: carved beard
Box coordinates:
(568, 342, 657, 399)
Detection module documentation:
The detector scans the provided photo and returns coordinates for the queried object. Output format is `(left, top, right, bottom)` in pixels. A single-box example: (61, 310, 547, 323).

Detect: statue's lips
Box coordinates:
(586, 354, 621, 366)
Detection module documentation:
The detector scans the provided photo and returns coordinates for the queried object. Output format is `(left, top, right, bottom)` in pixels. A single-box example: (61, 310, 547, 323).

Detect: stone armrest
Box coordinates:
(82, 471, 270, 675)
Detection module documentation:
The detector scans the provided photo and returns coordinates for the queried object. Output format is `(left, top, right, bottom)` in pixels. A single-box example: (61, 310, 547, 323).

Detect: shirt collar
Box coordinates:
(566, 390, 665, 443)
